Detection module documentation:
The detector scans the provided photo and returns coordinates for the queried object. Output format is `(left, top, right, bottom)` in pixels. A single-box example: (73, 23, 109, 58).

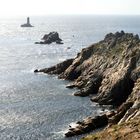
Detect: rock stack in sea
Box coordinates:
(34, 31, 140, 139)
(35, 32, 63, 44)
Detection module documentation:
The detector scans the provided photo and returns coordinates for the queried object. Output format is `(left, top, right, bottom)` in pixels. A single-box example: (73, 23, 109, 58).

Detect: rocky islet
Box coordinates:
(35, 32, 63, 44)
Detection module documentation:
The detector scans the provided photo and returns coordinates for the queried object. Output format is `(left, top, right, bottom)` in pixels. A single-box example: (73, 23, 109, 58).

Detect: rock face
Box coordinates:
(35, 31, 140, 137)
(35, 32, 63, 44)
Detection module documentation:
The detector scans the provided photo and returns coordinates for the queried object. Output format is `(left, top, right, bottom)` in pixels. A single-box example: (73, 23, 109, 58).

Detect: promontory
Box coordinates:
(35, 31, 140, 140)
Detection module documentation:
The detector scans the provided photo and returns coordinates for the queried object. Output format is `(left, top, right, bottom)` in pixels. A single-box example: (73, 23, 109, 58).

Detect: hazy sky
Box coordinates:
(0, 0, 140, 16)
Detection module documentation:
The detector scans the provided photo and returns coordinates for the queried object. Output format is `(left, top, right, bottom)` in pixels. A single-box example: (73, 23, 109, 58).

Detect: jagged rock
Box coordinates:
(35, 31, 140, 137)
(108, 101, 133, 125)
(34, 59, 73, 75)
(35, 31, 140, 106)
(117, 78, 140, 124)
(35, 32, 63, 44)
(74, 75, 103, 96)
(65, 114, 108, 137)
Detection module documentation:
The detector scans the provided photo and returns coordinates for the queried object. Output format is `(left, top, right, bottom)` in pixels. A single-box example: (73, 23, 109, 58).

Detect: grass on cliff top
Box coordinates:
(81, 117, 140, 140)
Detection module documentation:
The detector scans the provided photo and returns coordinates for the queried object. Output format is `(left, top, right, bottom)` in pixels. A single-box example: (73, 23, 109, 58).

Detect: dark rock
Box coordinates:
(66, 84, 76, 89)
(65, 131, 76, 137)
(34, 69, 39, 73)
(134, 34, 139, 40)
(65, 114, 108, 137)
(67, 47, 71, 49)
(76, 121, 84, 125)
(108, 101, 133, 125)
(56, 40, 64, 44)
(35, 41, 45, 44)
(34, 59, 73, 75)
(35, 32, 63, 44)
(73, 76, 103, 97)
(74, 90, 89, 97)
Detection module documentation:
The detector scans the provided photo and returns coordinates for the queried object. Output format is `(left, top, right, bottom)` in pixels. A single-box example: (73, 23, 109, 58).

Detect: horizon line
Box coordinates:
(1, 14, 140, 18)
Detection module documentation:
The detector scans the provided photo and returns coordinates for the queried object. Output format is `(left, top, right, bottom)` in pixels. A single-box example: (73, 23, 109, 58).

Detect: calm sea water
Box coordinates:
(0, 15, 140, 140)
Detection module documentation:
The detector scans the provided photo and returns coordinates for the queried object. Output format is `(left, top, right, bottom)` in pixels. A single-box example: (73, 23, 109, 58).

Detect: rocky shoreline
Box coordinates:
(34, 31, 140, 139)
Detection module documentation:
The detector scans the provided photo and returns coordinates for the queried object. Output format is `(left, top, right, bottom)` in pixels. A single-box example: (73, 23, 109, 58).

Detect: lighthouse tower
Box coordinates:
(27, 17, 30, 25)
(21, 17, 33, 27)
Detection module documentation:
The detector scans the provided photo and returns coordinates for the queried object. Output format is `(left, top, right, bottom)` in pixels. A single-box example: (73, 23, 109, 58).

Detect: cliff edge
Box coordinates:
(35, 31, 140, 139)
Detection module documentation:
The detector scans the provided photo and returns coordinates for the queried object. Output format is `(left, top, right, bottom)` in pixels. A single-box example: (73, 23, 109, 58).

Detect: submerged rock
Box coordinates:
(35, 32, 63, 44)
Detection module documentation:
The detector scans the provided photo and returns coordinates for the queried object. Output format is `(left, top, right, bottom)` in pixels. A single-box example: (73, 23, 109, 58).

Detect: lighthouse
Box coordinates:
(21, 17, 33, 27)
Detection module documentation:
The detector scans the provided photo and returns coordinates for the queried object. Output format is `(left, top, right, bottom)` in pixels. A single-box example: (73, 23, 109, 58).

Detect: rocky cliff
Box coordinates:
(34, 31, 140, 139)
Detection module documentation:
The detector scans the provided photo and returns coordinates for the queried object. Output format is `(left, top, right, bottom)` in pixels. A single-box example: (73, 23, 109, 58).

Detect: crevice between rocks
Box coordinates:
(74, 76, 103, 97)
(92, 78, 135, 107)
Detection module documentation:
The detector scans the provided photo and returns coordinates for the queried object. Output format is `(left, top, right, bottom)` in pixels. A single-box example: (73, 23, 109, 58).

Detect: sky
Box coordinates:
(0, 0, 140, 17)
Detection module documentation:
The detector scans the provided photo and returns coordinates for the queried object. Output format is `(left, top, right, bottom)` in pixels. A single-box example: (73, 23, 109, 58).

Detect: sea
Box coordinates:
(0, 15, 140, 140)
